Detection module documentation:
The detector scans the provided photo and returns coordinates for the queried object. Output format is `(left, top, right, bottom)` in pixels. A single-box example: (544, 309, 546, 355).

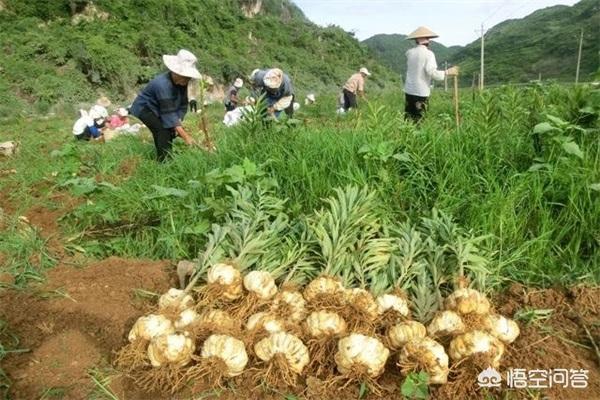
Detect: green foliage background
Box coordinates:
(0, 0, 399, 117)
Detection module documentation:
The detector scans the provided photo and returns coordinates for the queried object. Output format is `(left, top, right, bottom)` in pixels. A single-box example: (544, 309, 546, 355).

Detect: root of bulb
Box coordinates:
(305, 292, 346, 313)
(131, 363, 187, 394)
(251, 353, 302, 389)
(181, 356, 231, 392)
(440, 353, 497, 399)
(338, 305, 378, 335)
(189, 319, 241, 346)
(194, 283, 237, 309)
(398, 354, 430, 378)
(376, 311, 409, 332)
(226, 292, 269, 320)
(305, 337, 338, 378)
(460, 312, 489, 332)
(326, 364, 384, 397)
(113, 339, 149, 372)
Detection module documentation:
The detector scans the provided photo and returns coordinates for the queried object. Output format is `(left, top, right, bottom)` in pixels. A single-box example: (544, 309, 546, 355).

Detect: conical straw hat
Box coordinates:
(406, 26, 439, 39)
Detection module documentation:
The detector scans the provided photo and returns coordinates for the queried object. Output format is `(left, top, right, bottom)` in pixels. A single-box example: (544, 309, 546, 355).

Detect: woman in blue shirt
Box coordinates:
(131, 49, 199, 161)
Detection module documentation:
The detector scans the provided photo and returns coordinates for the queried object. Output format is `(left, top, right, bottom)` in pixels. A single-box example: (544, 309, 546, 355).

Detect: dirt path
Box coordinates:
(0, 260, 599, 399)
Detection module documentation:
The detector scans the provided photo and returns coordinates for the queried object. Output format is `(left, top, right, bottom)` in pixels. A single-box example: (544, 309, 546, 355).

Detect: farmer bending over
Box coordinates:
(250, 68, 295, 118)
(224, 78, 244, 112)
(404, 26, 458, 122)
(130, 49, 197, 161)
(342, 67, 371, 112)
(72, 107, 105, 141)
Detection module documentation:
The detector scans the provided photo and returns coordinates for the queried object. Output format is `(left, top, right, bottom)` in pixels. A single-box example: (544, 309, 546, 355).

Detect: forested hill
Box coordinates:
(363, 0, 599, 85)
(451, 0, 599, 85)
(0, 0, 398, 116)
(362, 34, 460, 79)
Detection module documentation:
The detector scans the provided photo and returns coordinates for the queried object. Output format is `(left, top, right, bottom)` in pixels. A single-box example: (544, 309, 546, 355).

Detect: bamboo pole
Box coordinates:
(453, 75, 460, 127)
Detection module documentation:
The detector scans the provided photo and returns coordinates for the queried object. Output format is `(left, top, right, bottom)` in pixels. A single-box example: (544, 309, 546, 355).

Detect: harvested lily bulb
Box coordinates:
(484, 314, 520, 344)
(254, 332, 310, 374)
(174, 308, 200, 330)
(201, 334, 248, 377)
(376, 293, 410, 317)
(198, 309, 237, 331)
(303, 276, 345, 302)
(388, 321, 427, 349)
(128, 314, 174, 342)
(147, 333, 195, 367)
(206, 263, 243, 300)
(158, 288, 195, 312)
(305, 311, 347, 338)
(334, 334, 390, 378)
(272, 290, 307, 322)
(427, 311, 465, 338)
(398, 337, 449, 384)
(445, 288, 490, 315)
(243, 271, 278, 300)
(345, 288, 379, 320)
(246, 312, 285, 333)
(449, 330, 505, 368)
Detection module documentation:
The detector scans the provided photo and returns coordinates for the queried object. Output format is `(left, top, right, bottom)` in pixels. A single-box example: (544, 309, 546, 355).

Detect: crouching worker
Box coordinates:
(130, 49, 198, 161)
(72, 108, 104, 141)
(250, 68, 295, 119)
(224, 78, 244, 111)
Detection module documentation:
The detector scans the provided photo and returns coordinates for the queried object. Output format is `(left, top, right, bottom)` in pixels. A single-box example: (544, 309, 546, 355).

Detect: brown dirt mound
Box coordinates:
(0, 257, 173, 399)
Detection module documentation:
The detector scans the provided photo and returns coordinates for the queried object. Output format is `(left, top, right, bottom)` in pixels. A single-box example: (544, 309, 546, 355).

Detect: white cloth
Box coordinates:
(404, 45, 446, 97)
(223, 106, 254, 127)
(72, 114, 94, 135)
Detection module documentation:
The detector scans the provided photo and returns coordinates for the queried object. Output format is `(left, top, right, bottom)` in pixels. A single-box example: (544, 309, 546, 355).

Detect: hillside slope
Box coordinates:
(363, 0, 599, 86)
(0, 0, 398, 116)
(363, 34, 460, 79)
(451, 0, 599, 85)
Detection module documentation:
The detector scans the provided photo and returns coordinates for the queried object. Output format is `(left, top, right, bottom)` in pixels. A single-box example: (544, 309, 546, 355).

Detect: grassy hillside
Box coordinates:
(0, 0, 398, 117)
(452, 0, 599, 85)
(363, 34, 460, 79)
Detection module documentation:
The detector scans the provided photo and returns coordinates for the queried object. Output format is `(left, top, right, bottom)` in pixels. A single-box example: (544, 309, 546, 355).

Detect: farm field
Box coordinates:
(0, 84, 599, 399)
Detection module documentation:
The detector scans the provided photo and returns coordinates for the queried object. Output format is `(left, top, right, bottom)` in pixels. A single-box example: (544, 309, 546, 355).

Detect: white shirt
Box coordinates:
(72, 115, 94, 135)
(404, 45, 446, 97)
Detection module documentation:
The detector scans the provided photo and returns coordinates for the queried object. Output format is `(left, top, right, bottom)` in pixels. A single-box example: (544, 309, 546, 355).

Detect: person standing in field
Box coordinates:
(249, 68, 295, 118)
(404, 26, 458, 122)
(130, 49, 198, 161)
(341, 67, 371, 112)
(224, 78, 244, 111)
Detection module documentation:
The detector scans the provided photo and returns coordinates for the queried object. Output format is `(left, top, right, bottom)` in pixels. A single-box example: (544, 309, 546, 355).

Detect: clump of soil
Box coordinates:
(0, 257, 173, 399)
(13, 330, 103, 399)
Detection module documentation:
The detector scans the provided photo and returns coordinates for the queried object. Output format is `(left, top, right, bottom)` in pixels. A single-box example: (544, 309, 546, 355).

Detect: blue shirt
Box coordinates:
(251, 69, 294, 100)
(131, 72, 188, 129)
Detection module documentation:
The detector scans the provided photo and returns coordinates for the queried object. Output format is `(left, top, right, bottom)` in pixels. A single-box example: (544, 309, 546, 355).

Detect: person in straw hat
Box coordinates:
(130, 49, 199, 161)
(404, 26, 459, 122)
(341, 67, 371, 112)
(249, 68, 295, 118)
(224, 78, 244, 112)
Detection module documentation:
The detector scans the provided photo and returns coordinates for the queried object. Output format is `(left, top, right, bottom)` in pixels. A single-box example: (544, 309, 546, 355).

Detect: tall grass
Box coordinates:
(0, 84, 598, 287)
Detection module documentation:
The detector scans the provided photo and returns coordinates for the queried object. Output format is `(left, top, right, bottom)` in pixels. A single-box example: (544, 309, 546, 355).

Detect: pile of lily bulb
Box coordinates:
(116, 263, 520, 394)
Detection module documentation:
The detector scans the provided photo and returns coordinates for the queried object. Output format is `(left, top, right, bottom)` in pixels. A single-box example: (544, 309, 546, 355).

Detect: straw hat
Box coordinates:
(117, 107, 129, 117)
(90, 104, 108, 118)
(263, 68, 283, 89)
(406, 26, 439, 39)
(163, 49, 201, 79)
(306, 93, 316, 102)
(96, 96, 111, 107)
(359, 67, 371, 76)
(234, 78, 244, 88)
